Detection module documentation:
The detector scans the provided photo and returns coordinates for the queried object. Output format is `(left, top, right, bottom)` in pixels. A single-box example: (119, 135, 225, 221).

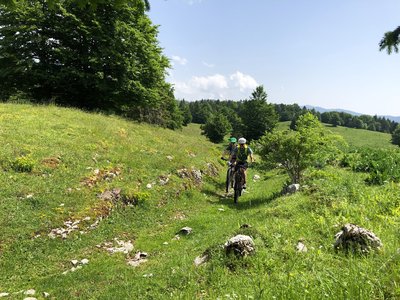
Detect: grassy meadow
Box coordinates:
(0, 104, 399, 299)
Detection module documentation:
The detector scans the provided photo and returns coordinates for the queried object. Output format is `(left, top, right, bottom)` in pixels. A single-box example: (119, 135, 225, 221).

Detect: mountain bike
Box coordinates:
(233, 164, 245, 204)
(221, 157, 235, 193)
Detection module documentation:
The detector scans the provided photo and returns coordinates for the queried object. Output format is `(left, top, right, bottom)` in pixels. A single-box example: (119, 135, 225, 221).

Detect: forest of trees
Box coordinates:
(183, 96, 398, 143)
(0, 0, 182, 129)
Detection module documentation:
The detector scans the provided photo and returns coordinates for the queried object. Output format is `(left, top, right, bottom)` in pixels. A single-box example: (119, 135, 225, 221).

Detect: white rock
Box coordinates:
(81, 258, 89, 265)
(296, 241, 308, 252)
(23, 298, 37, 300)
(146, 183, 152, 189)
(0, 293, 9, 297)
(71, 260, 79, 266)
(43, 292, 50, 298)
(253, 175, 261, 181)
(24, 290, 35, 296)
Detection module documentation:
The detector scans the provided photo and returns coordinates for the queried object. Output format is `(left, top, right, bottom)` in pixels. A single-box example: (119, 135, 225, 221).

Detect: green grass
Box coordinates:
(278, 121, 396, 149)
(0, 104, 399, 299)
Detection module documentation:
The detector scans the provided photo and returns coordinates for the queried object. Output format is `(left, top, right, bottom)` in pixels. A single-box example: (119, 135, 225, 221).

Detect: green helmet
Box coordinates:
(229, 137, 237, 143)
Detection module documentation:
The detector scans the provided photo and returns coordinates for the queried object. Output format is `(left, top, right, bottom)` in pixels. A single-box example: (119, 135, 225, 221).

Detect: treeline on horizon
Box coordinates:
(183, 99, 398, 135)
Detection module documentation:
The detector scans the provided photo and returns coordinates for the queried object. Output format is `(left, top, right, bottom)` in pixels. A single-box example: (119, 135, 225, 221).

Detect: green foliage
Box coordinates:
(201, 112, 232, 143)
(341, 146, 400, 185)
(1, 104, 400, 299)
(239, 85, 278, 141)
(0, 0, 180, 128)
(259, 113, 344, 183)
(11, 154, 36, 172)
(380, 26, 400, 54)
(178, 100, 192, 126)
(391, 124, 400, 146)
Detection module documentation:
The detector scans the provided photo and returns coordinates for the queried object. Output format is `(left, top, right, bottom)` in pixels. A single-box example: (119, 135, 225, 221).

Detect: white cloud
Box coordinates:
(171, 55, 188, 66)
(185, 0, 204, 5)
(191, 74, 228, 90)
(202, 61, 215, 68)
(169, 71, 259, 100)
(229, 71, 258, 92)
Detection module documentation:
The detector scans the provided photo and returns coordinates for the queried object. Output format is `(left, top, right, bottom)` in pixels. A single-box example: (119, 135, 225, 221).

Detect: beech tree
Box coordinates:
(258, 113, 343, 184)
(0, 0, 182, 128)
(380, 26, 400, 54)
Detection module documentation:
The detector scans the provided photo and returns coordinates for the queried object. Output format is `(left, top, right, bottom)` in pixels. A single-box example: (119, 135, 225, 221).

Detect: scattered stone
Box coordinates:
(143, 273, 153, 278)
(23, 298, 37, 300)
(0, 293, 9, 297)
(166, 155, 174, 161)
(81, 167, 121, 187)
(172, 235, 180, 240)
(253, 175, 261, 181)
(70, 260, 79, 266)
(334, 223, 382, 253)
(218, 208, 225, 212)
(296, 240, 308, 252)
(97, 188, 121, 202)
(163, 242, 169, 245)
(43, 292, 50, 298)
(99, 239, 134, 254)
(283, 184, 300, 195)
(158, 175, 170, 186)
(177, 168, 203, 184)
(205, 163, 218, 176)
(26, 194, 34, 199)
(127, 252, 148, 267)
(81, 258, 89, 265)
(194, 254, 209, 266)
(146, 183, 152, 189)
(188, 152, 196, 158)
(224, 235, 255, 257)
(177, 227, 192, 235)
(24, 290, 35, 296)
(48, 216, 101, 239)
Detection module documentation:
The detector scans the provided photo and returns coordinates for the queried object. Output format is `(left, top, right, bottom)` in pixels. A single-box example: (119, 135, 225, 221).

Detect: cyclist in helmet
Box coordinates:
(221, 137, 238, 163)
(230, 137, 254, 189)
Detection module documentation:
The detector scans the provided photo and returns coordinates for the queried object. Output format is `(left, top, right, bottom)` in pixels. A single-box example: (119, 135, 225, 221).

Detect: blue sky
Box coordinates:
(149, 0, 400, 116)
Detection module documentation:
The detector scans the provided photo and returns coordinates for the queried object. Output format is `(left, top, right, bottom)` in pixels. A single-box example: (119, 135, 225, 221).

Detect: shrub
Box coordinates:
(11, 155, 35, 172)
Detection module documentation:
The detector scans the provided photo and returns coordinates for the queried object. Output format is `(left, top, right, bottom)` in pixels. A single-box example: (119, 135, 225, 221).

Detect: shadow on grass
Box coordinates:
(203, 185, 282, 210)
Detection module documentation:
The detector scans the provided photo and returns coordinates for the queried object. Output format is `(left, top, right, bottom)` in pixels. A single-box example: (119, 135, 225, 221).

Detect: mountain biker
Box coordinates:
(230, 137, 254, 189)
(221, 137, 237, 163)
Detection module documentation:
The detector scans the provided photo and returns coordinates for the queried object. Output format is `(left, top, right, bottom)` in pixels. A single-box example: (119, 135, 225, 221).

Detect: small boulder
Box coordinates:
(334, 223, 382, 254)
(224, 235, 255, 257)
(177, 227, 192, 235)
(283, 184, 300, 195)
(194, 254, 209, 266)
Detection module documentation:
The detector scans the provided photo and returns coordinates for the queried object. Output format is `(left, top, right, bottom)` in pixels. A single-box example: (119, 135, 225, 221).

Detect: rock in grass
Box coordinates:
(296, 240, 308, 252)
(194, 254, 209, 266)
(224, 235, 255, 257)
(177, 227, 192, 235)
(283, 184, 300, 195)
(334, 223, 382, 254)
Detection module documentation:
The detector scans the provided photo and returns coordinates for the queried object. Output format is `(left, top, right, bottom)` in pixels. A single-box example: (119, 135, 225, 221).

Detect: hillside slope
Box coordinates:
(0, 104, 399, 299)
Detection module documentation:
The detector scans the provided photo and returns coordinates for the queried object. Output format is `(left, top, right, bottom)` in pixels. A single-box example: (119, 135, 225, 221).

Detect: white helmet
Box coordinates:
(238, 137, 246, 144)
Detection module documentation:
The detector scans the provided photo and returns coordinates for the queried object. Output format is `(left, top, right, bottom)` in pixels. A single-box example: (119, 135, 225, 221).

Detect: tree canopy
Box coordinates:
(0, 0, 182, 128)
(380, 26, 400, 54)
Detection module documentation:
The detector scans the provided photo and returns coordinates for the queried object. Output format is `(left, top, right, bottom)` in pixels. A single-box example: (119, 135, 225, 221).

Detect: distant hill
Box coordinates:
(305, 105, 400, 123)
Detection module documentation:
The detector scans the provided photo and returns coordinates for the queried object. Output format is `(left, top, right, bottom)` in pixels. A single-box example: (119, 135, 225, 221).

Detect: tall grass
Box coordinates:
(0, 104, 399, 299)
